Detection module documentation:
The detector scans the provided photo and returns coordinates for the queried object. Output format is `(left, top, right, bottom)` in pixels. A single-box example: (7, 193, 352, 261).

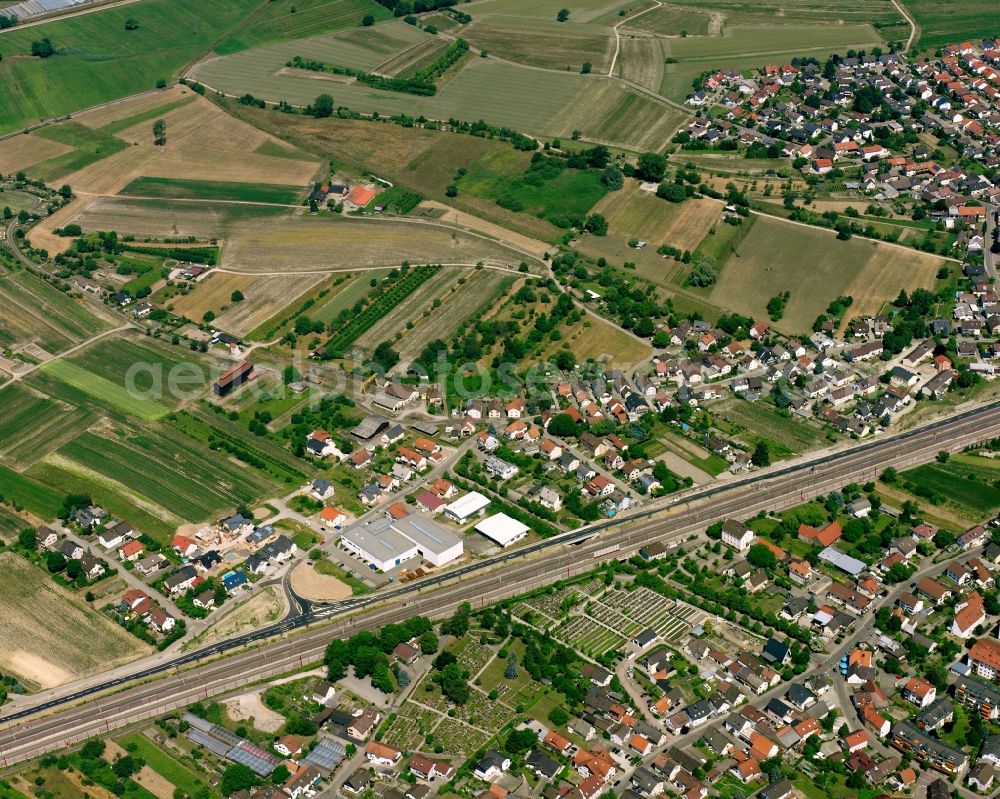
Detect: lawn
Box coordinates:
(120, 177, 304, 204)
(900, 454, 1000, 520)
(0, 0, 263, 136)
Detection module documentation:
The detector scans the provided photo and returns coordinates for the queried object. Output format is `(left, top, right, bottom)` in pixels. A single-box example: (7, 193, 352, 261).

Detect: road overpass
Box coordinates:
(2, 400, 1000, 765)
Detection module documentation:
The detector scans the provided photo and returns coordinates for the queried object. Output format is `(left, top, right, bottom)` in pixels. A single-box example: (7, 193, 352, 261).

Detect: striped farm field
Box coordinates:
(29, 422, 281, 541)
(0, 465, 63, 519)
(0, 270, 113, 354)
(395, 270, 516, 361)
(36, 360, 169, 421)
(461, 19, 614, 72)
(0, 383, 94, 469)
(354, 267, 459, 349)
(0, 0, 263, 136)
(549, 80, 688, 151)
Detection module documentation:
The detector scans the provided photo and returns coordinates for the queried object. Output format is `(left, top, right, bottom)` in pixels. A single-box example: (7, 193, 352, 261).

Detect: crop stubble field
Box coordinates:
(0, 551, 151, 689)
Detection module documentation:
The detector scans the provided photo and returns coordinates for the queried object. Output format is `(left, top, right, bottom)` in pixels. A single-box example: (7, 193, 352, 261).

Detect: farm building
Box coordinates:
(443, 491, 491, 524)
(474, 513, 530, 548)
(339, 515, 463, 571)
(214, 360, 253, 396)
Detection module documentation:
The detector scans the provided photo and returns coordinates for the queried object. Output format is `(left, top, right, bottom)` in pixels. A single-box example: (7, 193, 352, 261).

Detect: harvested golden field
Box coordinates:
(0, 551, 151, 689)
(165, 272, 261, 321)
(0, 134, 73, 174)
(707, 215, 944, 333)
(613, 34, 664, 90)
(462, 19, 613, 72)
(220, 215, 533, 273)
(590, 184, 723, 250)
(61, 197, 292, 240)
(213, 273, 326, 336)
(60, 93, 321, 196)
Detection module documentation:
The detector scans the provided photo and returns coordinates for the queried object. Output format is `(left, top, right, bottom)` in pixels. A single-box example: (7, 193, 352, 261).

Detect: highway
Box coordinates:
(2, 399, 1000, 764)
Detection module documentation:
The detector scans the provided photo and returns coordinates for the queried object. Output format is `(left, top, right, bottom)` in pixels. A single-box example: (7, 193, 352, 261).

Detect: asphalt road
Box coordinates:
(2, 399, 1000, 763)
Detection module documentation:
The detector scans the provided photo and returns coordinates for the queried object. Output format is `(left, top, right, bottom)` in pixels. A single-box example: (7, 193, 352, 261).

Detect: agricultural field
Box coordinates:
(219, 215, 532, 272)
(461, 19, 614, 72)
(216, 0, 391, 53)
(899, 454, 1000, 521)
(394, 269, 516, 361)
(165, 272, 261, 322)
(224, 105, 566, 242)
(0, 269, 115, 355)
(0, 190, 42, 215)
(0, 465, 63, 519)
(543, 315, 653, 369)
(462, 0, 635, 23)
(711, 397, 828, 456)
(622, 4, 715, 36)
(548, 80, 688, 151)
(66, 336, 208, 406)
(0, 383, 94, 469)
(27, 420, 280, 542)
(0, 0, 263, 136)
(354, 267, 464, 349)
(0, 551, 151, 690)
(213, 273, 327, 337)
(587, 185, 724, 255)
(115, 733, 219, 799)
(902, 0, 1000, 50)
(613, 34, 665, 91)
(35, 360, 169, 421)
(658, 0, 907, 35)
(120, 177, 303, 204)
(192, 52, 590, 137)
(61, 198, 290, 241)
(706, 215, 944, 333)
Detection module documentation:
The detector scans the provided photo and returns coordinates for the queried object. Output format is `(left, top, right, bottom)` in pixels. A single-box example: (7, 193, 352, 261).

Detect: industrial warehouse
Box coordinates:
(338, 515, 463, 572)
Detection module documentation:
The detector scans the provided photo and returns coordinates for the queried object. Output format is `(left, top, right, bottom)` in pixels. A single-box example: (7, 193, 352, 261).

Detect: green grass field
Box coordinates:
(904, 0, 1000, 50)
(712, 398, 828, 457)
(29, 122, 130, 183)
(0, 505, 30, 537)
(458, 147, 606, 224)
(215, 0, 392, 53)
(0, 0, 262, 135)
(41, 423, 280, 536)
(0, 464, 63, 519)
(193, 51, 589, 135)
(120, 176, 303, 203)
(900, 454, 1000, 520)
(38, 360, 169, 420)
(67, 337, 202, 398)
